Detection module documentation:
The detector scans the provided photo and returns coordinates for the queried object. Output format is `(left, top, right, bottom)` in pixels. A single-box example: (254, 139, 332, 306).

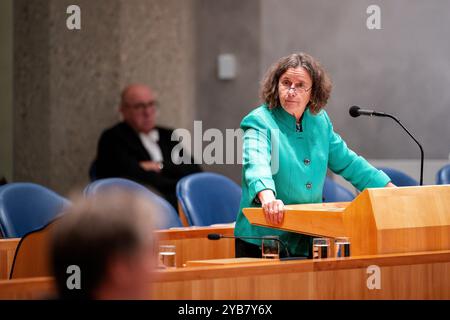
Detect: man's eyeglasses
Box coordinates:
(128, 101, 158, 111)
(279, 79, 312, 94)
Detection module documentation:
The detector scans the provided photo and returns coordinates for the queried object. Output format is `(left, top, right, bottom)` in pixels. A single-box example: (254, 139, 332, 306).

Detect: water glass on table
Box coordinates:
(312, 238, 330, 259)
(261, 236, 280, 259)
(334, 237, 351, 257)
(159, 244, 176, 268)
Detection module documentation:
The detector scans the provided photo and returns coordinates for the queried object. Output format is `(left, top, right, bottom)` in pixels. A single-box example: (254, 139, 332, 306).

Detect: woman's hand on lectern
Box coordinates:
(385, 182, 396, 187)
(258, 190, 285, 225)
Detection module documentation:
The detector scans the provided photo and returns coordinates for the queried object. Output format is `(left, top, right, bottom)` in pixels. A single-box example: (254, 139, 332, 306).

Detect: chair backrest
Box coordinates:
(84, 178, 183, 229)
(176, 172, 242, 226)
(0, 183, 69, 238)
(322, 177, 355, 203)
(436, 164, 450, 185)
(377, 167, 419, 187)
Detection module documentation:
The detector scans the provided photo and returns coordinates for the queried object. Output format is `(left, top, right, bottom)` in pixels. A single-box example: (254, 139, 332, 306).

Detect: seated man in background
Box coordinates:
(50, 190, 157, 300)
(93, 84, 202, 208)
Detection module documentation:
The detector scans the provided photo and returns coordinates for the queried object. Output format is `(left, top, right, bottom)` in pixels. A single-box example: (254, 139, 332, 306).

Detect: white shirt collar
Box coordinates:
(139, 128, 163, 162)
(140, 128, 159, 142)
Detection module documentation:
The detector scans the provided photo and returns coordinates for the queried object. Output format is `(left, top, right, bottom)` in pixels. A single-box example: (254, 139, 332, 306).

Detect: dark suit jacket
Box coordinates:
(94, 122, 202, 208)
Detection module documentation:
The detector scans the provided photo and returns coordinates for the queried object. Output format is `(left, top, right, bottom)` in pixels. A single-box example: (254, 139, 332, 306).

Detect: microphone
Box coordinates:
(349, 105, 387, 117)
(207, 233, 291, 258)
(207, 233, 223, 240)
(349, 105, 424, 185)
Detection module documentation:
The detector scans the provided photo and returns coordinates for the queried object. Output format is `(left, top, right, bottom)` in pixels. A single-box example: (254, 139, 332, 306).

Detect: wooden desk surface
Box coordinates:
(155, 225, 234, 240)
(155, 249, 450, 282)
(153, 250, 450, 299)
(157, 250, 450, 278)
(155, 225, 235, 268)
(1, 250, 450, 299)
(186, 257, 279, 267)
(1, 226, 235, 279)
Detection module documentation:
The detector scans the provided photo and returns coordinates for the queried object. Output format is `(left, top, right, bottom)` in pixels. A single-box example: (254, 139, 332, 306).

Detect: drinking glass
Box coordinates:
(159, 244, 176, 268)
(261, 236, 280, 259)
(312, 238, 330, 259)
(334, 237, 351, 258)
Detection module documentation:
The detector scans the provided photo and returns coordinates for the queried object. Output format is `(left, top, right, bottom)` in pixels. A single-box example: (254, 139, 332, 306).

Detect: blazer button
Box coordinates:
(304, 158, 311, 166)
(306, 182, 312, 189)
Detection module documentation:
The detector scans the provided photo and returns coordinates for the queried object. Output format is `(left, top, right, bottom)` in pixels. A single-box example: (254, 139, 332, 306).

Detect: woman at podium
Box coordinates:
(235, 52, 395, 258)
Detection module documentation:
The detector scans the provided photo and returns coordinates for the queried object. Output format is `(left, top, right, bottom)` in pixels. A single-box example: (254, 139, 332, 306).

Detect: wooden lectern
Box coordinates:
(243, 185, 450, 256)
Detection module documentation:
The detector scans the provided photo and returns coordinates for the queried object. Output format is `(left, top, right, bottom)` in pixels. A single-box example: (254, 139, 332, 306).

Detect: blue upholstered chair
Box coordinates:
(84, 178, 183, 229)
(84, 177, 148, 195)
(377, 167, 419, 187)
(436, 164, 450, 185)
(176, 172, 242, 226)
(0, 183, 69, 238)
(322, 177, 355, 203)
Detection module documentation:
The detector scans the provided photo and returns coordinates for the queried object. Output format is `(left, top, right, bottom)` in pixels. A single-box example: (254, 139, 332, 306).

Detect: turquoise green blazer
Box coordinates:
(235, 104, 391, 257)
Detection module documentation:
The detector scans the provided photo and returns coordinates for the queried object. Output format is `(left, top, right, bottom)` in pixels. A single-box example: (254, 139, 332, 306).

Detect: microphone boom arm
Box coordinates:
(383, 114, 424, 186)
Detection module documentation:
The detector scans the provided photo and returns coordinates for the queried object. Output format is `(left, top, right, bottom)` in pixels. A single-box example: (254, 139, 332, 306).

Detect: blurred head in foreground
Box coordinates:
(50, 190, 156, 300)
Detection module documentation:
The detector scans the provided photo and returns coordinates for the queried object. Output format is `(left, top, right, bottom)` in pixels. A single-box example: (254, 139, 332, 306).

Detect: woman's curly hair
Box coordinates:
(260, 52, 332, 114)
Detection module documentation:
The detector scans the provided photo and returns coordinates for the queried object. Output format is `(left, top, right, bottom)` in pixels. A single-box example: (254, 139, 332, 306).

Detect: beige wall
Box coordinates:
(14, 0, 197, 195)
(0, 0, 13, 182)
(261, 0, 450, 160)
(12, 1, 447, 195)
(194, 0, 261, 183)
(118, 0, 197, 132)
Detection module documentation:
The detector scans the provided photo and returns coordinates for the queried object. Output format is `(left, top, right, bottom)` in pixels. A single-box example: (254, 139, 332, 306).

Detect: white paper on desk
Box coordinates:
(168, 222, 235, 230)
(208, 222, 236, 228)
(168, 226, 203, 231)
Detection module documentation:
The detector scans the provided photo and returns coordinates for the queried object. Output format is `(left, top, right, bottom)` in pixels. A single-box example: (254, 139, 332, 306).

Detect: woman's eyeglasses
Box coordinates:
(279, 79, 312, 94)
